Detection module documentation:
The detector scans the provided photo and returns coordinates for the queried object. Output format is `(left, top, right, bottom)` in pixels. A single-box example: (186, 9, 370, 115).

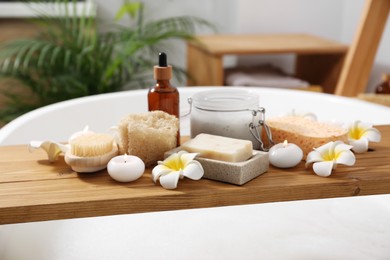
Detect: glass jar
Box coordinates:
(189, 89, 270, 150)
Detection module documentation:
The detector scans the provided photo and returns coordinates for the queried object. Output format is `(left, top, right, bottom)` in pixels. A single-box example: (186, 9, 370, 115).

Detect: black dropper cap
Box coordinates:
(159, 52, 168, 67)
(154, 52, 172, 80)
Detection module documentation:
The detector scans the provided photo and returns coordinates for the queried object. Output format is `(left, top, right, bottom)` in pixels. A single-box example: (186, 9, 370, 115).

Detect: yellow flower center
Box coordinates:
(322, 150, 340, 161)
(349, 127, 364, 140)
(165, 158, 184, 171)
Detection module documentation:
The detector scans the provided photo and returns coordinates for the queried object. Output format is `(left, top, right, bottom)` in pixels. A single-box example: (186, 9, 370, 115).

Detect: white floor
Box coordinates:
(1, 194, 390, 260)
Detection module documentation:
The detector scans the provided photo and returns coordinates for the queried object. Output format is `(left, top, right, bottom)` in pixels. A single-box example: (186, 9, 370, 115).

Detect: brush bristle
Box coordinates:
(70, 133, 114, 157)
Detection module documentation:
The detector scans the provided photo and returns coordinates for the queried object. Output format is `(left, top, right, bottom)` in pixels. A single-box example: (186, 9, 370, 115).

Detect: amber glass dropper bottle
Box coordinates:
(148, 52, 180, 145)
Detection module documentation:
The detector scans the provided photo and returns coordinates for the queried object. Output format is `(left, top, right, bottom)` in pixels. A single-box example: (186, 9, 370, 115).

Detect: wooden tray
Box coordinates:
(1, 125, 390, 225)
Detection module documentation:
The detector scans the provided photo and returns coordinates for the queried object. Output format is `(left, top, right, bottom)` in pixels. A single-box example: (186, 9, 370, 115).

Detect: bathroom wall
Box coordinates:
(75, 0, 390, 92)
(234, 0, 390, 92)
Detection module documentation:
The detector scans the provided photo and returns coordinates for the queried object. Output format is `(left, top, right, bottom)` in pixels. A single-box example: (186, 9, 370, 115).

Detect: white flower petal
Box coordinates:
(313, 161, 335, 177)
(159, 171, 181, 189)
(335, 150, 356, 165)
(314, 141, 335, 155)
(47, 143, 62, 162)
(179, 152, 199, 167)
(357, 121, 373, 130)
(152, 165, 172, 183)
(350, 138, 369, 153)
(29, 140, 69, 162)
(362, 128, 381, 142)
(58, 143, 69, 153)
(333, 140, 345, 146)
(334, 142, 353, 154)
(29, 140, 44, 151)
(305, 150, 323, 167)
(182, 161, 204, 180)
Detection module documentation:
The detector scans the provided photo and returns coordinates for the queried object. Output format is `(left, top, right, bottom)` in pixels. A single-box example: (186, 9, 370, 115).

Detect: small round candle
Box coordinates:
(107, 154, 145, 182)
(268, 140, 303, 168)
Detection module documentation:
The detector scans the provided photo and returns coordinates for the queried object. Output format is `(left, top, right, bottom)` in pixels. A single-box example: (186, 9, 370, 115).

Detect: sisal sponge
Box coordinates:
(266, 115, 348, 157)
(118, 111, 179, 166)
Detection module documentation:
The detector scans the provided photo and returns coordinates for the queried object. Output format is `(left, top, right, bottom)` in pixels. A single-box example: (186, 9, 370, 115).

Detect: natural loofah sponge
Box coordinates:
(266, 115, 348, 157)
(118, 111, 179, 166)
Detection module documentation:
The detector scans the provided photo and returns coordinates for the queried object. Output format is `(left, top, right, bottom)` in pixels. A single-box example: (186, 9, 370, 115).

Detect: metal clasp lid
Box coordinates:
(249, 108, 274, 152)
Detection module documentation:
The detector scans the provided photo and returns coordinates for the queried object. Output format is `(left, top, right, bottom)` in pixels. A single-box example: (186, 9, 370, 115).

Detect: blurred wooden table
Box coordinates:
(187, 34, 348, 93)
(1, 125, 390, 225)
(335, 0, 390, 96)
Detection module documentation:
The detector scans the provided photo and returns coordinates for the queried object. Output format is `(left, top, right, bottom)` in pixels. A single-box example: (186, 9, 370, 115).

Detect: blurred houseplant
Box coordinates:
(0, 0, 213, 123)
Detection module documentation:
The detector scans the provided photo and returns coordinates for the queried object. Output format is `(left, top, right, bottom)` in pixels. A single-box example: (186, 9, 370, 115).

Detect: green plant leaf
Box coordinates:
(0, 0, 215, 124)
(115, 2, 142, 21)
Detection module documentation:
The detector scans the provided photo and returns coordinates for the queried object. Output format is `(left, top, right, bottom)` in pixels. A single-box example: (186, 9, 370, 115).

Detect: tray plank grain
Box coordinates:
(0, 125, 390, 225)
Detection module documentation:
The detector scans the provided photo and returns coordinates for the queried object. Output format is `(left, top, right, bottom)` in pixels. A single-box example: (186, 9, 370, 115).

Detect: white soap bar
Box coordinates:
(181, 134, 253, 162)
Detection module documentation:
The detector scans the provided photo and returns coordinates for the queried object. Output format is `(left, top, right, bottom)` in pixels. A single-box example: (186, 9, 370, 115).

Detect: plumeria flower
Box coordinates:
(28, 125, 94, 162)
(347, 120, 381, 153)
(29, 141, 69, 162)
(152, 151, 204, 189)
(305, 141, 356, 177)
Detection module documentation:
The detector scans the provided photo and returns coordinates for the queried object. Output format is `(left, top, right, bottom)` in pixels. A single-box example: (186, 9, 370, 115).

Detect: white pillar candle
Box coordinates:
(107, 154, 145, 182)
(268, 140, 303, 168)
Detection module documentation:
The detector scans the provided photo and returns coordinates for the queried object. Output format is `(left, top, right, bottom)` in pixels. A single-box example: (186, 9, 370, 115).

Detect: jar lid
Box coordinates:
(192, 89, 259, 111)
